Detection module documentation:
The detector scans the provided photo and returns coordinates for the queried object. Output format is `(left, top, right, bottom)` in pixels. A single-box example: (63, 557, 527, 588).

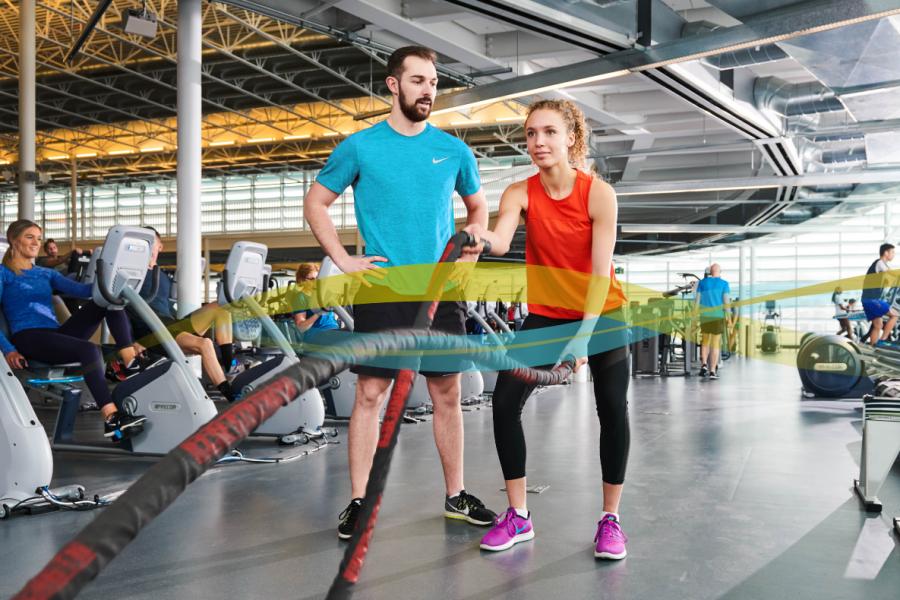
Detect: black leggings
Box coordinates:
(12, 302, 134, 410)
(491, 313, 631, 485)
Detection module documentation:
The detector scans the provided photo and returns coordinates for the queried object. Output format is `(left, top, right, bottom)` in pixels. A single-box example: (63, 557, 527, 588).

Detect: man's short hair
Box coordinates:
(880, 243, 895, 256)
(42, 238, 56, 252)
(144, 226, 162, 240)
(387, 46, 437, 79)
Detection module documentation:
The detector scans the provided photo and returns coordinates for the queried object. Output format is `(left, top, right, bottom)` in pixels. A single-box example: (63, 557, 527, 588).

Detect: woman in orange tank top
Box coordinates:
(467, 99, 631, 559)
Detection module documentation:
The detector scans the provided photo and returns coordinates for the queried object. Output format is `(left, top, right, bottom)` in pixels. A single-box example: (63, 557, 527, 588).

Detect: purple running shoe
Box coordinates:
(594, 514, 628, 559)
(480, 507, 534, 552)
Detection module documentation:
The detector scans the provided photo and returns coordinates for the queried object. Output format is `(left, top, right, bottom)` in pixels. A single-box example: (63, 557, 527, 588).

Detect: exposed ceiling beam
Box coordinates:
(333, 0, 502, 70)
(614, 170, 900, 195)
(212, 4, 391, 107)
(620, 223, 876, 234)
(359, 0, 900, 117)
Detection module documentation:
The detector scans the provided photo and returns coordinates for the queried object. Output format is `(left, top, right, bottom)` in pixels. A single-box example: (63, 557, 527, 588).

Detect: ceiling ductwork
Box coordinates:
(754, 77, 845, 121)
(703, 45, 789, 70)
(682, 20, 789, 70)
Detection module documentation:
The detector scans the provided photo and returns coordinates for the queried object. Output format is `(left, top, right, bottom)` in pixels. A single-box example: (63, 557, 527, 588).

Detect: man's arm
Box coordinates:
(457, 188, 489, 260)
(303, 182, 386, 277)
(40, 254, 67, 267)
(461, 188, 488, 229)
(304, 182, 349, 265)
(723, 290, 731, 325)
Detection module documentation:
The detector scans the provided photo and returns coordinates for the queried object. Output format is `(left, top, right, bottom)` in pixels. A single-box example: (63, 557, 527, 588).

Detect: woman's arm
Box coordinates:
(464, 180, 528, 256)
(0, 275, 15, 356)
(49, 269, 92, 298)
(565, 178, 618, 363)
(293, 311, 320, 332)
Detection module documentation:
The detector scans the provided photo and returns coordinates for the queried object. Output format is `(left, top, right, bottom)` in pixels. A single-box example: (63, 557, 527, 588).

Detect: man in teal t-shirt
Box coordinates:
(303, 46, 494, 539)
(694, 263, 731, 379)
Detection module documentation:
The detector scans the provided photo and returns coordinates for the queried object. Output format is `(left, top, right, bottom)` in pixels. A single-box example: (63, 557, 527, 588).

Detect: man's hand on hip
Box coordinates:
(336, 255, 388, 288)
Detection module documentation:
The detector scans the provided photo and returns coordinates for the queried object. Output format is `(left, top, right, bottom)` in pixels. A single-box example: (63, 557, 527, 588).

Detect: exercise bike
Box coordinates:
(31, 226, 218, 455)
(0, 352, 115, 519)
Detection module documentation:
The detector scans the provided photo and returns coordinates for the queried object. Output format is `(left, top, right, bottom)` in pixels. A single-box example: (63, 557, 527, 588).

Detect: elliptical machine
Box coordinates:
(220, 241, 332, 444)
(760, 300, 781, 354)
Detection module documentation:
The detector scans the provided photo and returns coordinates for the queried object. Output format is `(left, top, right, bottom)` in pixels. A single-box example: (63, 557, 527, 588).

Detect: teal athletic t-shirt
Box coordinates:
(315, 120, 481, 295)
(696, 276, 731, 320)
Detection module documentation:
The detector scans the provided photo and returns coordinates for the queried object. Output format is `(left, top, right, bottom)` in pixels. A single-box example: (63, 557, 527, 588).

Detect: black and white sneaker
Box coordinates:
(710, 369, 720, 380)
(338, 498, 364, 540)
(103, 412, 147, 442)
(444, 490, 497, 526)
(698, 364, 709, 378)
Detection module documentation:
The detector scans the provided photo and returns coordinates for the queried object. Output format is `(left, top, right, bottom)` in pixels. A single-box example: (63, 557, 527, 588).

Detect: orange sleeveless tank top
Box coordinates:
(524, 169, 626, 320)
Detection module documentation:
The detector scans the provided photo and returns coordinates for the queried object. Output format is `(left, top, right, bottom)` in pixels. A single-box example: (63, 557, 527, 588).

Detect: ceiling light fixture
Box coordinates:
(616, 183, 782, 196)
(122, 3, 158, 38)
(430, 69, 630, 117)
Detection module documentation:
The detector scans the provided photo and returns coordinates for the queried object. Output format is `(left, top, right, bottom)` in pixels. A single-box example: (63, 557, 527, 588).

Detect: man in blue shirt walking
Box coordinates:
(304, 46, 495, 539)
(694, 263, 731, 379)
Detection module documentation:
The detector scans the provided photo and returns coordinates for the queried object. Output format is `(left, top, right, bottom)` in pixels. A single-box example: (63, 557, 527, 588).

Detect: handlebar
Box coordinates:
(221, 269, 235, 304)
(148, 265, 160, 301)
(95, 259, 125, 306)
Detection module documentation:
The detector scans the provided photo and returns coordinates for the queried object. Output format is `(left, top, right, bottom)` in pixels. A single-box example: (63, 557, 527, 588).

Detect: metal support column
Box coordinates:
(176, 0, 202, 318)
(18, 0, 36, 220)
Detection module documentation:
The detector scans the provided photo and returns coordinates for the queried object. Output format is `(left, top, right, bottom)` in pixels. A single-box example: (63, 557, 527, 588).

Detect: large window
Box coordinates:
(7, 164, 533, 241)
(620, 203, 898, 343)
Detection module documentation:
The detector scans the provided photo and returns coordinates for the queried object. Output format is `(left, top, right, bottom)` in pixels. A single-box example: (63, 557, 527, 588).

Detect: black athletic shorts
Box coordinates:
(700, 319, 725, 335)
(351, 298, 466, 378)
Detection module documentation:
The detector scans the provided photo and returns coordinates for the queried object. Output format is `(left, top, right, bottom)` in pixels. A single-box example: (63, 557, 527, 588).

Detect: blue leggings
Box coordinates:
(12, 302, 133, 409)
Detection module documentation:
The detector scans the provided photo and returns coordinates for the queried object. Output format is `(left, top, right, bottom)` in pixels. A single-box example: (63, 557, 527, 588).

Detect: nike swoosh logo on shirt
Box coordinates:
(432, 157, 449, 164)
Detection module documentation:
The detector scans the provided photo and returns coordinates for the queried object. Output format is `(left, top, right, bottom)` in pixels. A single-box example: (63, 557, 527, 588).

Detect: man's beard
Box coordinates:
(399, 88, 432, 122)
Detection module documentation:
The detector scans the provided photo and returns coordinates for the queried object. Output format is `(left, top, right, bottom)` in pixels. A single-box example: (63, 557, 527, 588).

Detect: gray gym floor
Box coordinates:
(2, 356, 898, 600)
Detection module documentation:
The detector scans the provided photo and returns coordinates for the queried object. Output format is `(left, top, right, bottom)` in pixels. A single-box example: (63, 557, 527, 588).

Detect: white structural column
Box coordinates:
(176, 0, 202, 317)
(748, 244, 757, 356)
(738, 245, 746, 320)
(18, 0, 36, 220)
